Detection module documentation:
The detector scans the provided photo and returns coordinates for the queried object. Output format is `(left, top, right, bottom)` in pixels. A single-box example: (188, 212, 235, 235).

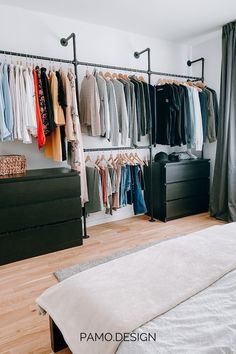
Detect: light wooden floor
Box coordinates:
(0, 213, 223, 354)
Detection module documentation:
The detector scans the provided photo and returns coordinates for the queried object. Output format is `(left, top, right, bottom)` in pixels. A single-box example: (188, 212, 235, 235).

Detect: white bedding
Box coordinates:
(37, 222, 236, 354)
(117, 268, 236, 354)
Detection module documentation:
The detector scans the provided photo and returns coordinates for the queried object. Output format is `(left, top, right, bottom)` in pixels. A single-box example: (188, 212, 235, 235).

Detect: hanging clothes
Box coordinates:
(0, 61, 87, 200)
(119, 165, 131, 208)
(154, 84, 174, 145)
(203, 87, 217, 143)
(67, 69, 88, 204)
(85, 166, 103, 214)
(0, 65, 11, 141)
(80, 72, 101, 136)
(94, 71, 110, 139)
(23, 66, 37, 137)
(112, 164, 122, 210)
(191, 86, 203, 151)
(19, 65, 32, 144)
(129, 77, 142, 142)
(112, 79, 129, 145)
(60, 70, 75, 142)
(33, 68, 45, 148)
(199, 90, 208, 143)
(40, 67, 56, 134)
(106, 79, 119, 146)
(48, 70, 65, 126)
(142, 81, 152, 135)
(2, 64, 13, 140)
(129, 81, 138, 147)
(56, 70, 67, 161)
(36, 66, 50, 136)
(44, 70, 65, 161)
(84, 153, 147, 217)
(9, 64, 18, 140)
(207, 87, 219, 136)
(78, 69, 218, 150)
(118, 78, 132, 138)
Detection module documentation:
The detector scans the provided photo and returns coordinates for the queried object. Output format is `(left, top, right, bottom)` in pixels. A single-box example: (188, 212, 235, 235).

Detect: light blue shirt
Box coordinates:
(0, 64, 11, 141)
(2, 63, 13, 140)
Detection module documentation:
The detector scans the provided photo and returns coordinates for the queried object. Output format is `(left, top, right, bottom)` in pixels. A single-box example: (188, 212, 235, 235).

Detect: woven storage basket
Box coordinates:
(0, 155, 26, 176)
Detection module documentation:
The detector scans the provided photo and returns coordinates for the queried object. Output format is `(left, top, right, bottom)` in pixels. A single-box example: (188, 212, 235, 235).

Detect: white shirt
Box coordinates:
(192, 87, 203, 151)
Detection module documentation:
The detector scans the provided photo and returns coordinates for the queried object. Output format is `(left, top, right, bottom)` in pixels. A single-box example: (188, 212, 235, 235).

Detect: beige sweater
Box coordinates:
(80, 73, 101, 136)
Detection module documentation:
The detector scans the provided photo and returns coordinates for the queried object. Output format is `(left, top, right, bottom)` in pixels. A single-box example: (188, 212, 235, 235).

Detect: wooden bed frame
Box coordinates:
(50, 317, 68, 352)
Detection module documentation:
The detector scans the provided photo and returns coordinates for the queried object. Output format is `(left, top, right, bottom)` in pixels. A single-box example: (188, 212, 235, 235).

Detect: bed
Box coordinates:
(37, 222, 236, 354)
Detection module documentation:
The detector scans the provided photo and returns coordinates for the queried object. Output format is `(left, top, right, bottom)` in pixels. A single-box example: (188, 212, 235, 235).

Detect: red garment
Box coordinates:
(99, 168, 107, 206)
(33, 69, 45, 149)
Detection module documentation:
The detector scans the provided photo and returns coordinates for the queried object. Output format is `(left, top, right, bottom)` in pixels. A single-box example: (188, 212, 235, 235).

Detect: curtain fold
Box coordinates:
(210, 21, 236, 221)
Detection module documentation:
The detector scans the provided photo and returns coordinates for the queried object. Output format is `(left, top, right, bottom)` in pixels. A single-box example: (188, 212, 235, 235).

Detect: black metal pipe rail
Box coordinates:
(0, 49, 74, 64)
(0, 49, 202, 81)
(84, 146, 150, 153)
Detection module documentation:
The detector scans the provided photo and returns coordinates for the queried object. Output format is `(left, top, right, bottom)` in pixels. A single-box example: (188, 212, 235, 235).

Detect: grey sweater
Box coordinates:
(95, 72, 110, 139)
(80, 74, 101, 136)
(106, 79, 119, 146)
(112, 79, 129, 145)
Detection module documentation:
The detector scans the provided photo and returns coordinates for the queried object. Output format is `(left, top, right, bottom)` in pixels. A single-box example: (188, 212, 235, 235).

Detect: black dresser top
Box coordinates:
(0, 168, 79, 184)
(154, 158, 210, 166)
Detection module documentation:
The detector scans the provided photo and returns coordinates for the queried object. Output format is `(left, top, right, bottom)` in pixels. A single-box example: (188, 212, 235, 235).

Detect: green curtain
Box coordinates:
(210, 21, 236, 221)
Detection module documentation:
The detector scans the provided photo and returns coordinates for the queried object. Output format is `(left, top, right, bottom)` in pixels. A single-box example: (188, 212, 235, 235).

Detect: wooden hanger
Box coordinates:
(97, 154, 108, 169)
(157, 78, 164, 85)
(125, 153, 135, 165)
(118, 73, 124, 79)
(114, 153, 125, 165)
(134, 152, 144, 165)
(195, 80, 206, 89)
(186, 80, 194, 86)
(129, 152, 136, 164)
(85, 154, 92, 163)
(85, 154, 100, 170)
(108, 153, 115, 167)
(138, 75, 146, 82)
(173, 80, 180, 85)
(99, 71, 105, 78)
(104, 71, 112, 79)
(144, 155, 149, 166)
(95, 154, 101, 165)
(112, 72, 118, 79)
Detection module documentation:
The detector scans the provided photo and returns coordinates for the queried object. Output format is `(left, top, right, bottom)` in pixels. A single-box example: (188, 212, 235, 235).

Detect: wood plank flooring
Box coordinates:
(0, 213, 223, 354)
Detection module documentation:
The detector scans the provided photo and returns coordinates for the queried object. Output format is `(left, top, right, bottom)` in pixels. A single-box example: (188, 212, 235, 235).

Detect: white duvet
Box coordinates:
(37, 222, 236, 354)
(117, 268, 236, 354)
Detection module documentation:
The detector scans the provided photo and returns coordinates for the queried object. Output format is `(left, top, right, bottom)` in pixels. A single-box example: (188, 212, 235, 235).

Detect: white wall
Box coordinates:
(0, 5, 191, 226)
(190, 31, 222, 183)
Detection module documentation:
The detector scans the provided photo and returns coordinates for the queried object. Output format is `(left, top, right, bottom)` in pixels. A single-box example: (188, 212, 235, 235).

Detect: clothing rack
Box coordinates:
(0, 50, 202, 80)
(0, 35, 204, 239)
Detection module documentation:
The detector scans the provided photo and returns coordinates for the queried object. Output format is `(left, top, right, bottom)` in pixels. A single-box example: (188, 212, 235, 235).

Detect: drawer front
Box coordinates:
(165, 162, 210, 183)
(166, 179, 209, 201)
(166, 196, 209, 220)
(0, 197, 82, 233)
(0, 175, 81, 208)
(0, 219, 83, 265)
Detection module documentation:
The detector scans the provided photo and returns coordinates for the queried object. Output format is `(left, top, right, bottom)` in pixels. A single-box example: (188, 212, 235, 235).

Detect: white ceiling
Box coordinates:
(0, 0, 235, 41)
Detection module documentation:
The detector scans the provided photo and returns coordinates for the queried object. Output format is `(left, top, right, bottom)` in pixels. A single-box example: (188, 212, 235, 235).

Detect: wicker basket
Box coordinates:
(0, 155, 26, 176)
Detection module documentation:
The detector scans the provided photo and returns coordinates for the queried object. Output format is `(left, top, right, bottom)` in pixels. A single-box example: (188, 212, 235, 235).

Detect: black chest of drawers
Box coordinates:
(0, 168, 83, 265)
(144, 159, 210, 222)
